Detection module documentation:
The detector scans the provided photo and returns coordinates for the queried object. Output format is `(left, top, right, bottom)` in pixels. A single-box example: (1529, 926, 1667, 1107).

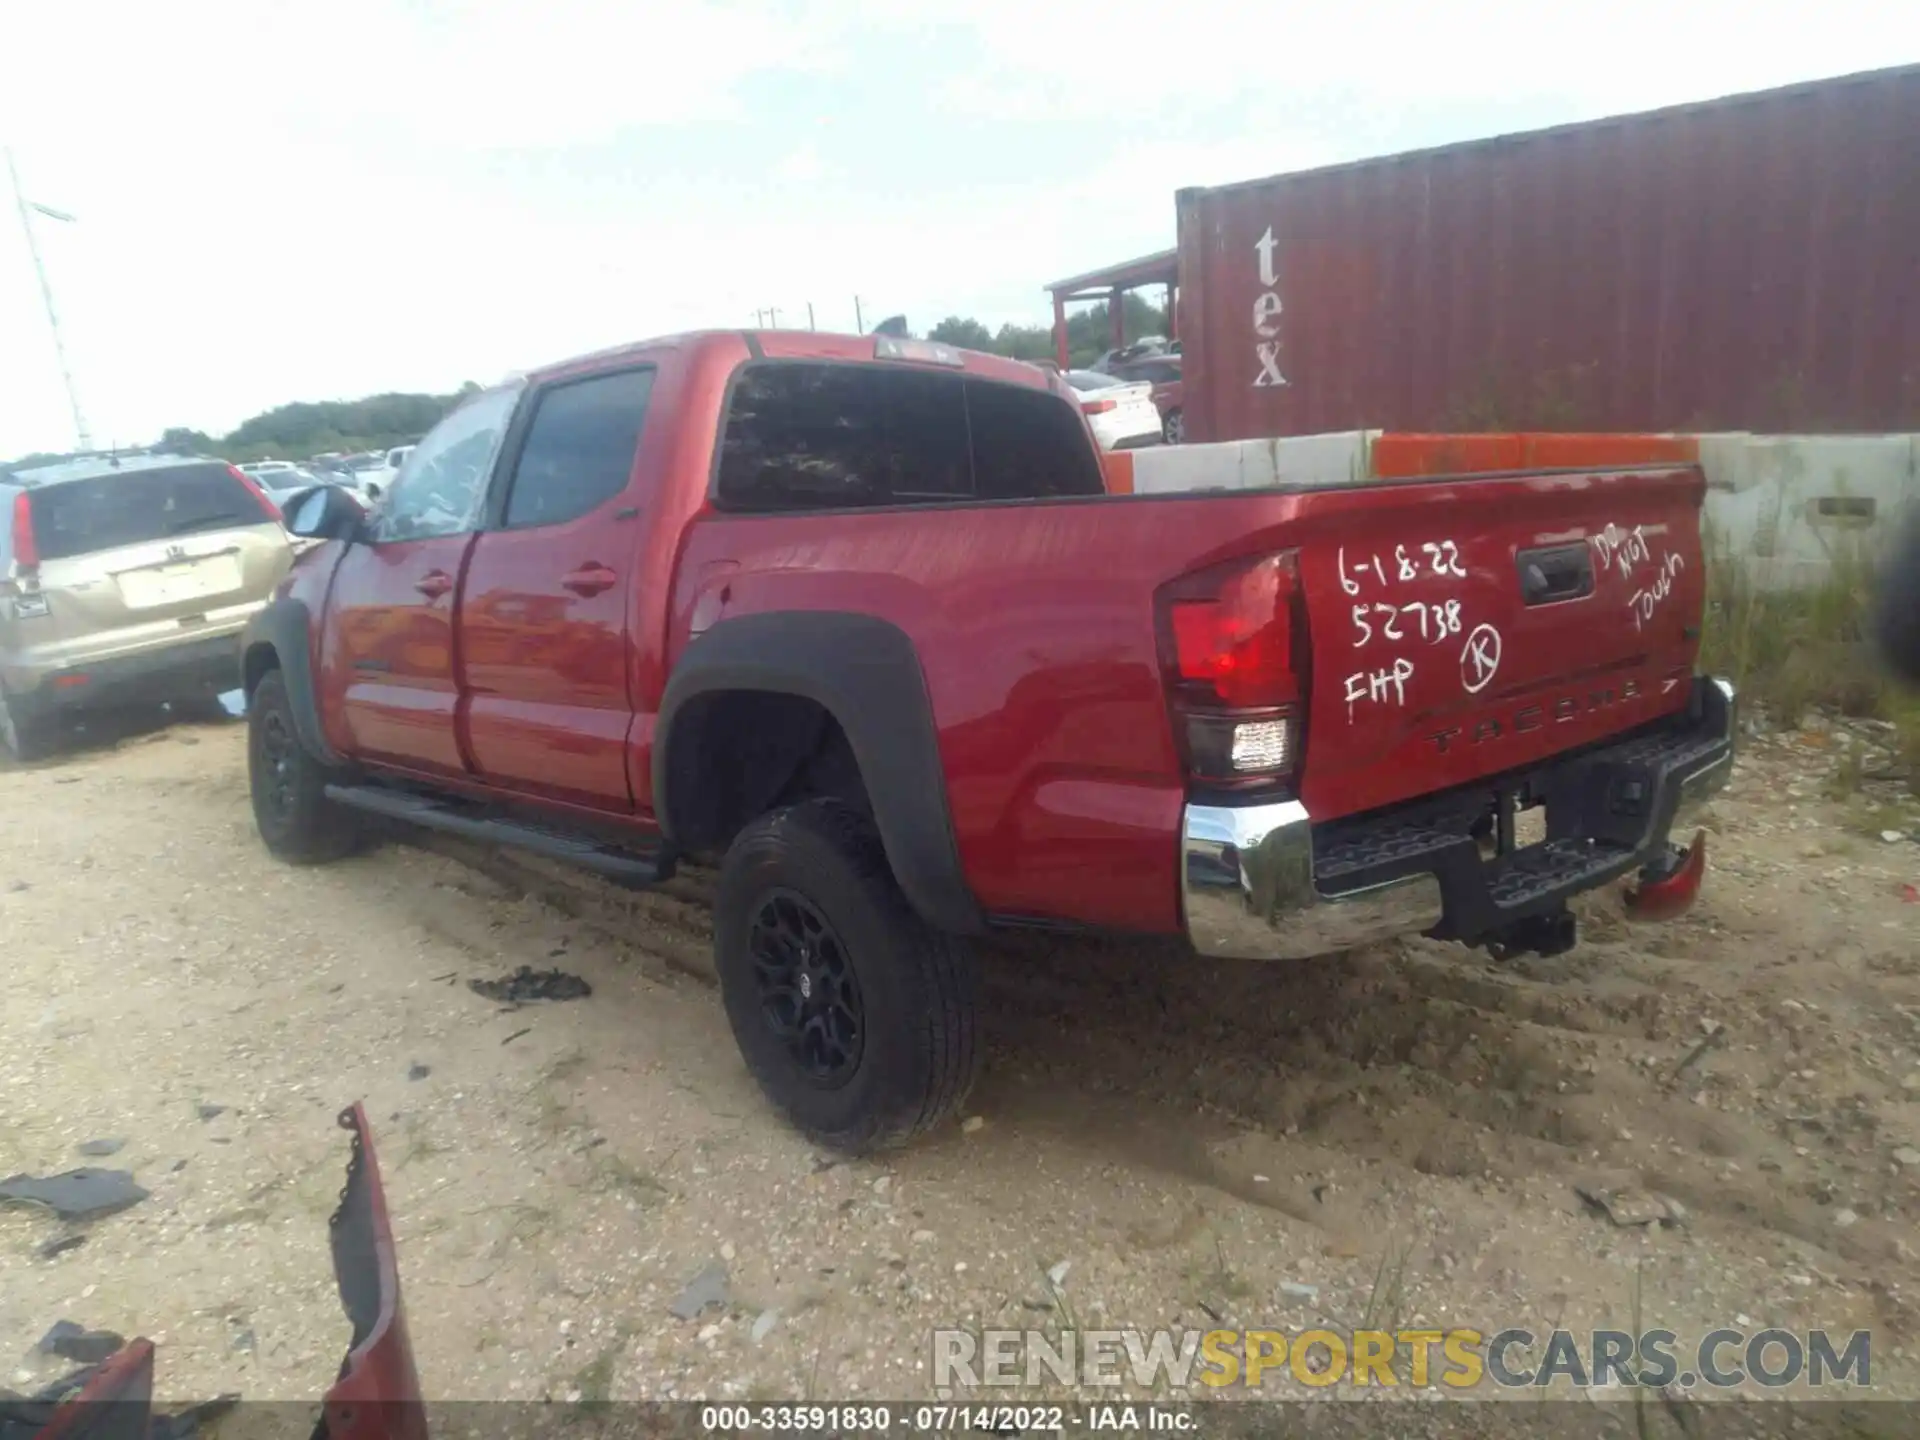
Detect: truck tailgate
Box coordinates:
(1292, 465, 1707, 820)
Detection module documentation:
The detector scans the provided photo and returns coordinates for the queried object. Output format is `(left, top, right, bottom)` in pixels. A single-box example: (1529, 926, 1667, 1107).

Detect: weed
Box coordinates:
(394, 1112, 451, 1171)
(1037, 1260, 1082, 1335)
(1358, 1233, 1414, 1336)
(1186, 1227, 1253, 1305)
(597, 1151, 671, 1206)
(570, 1336, 625, 1408)
(1700, 506, 1918, 799)
(1826, 742, 1867, 800)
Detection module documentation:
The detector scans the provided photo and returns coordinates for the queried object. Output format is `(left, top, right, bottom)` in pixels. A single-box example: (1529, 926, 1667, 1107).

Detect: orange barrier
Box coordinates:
(1102, 451, 1136, 494)
(1369, 432, 1699, 479)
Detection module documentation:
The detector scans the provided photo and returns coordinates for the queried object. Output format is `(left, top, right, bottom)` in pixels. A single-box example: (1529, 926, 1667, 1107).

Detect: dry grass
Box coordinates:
(1699, 520, 1918, 796)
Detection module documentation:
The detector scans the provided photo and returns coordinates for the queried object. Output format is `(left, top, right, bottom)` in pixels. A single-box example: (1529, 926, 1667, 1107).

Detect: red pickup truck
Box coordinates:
(242, 330, 1735, 1152)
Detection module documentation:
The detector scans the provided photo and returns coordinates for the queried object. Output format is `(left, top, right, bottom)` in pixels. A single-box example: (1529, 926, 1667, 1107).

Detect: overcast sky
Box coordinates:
(2, 1, 1914, 457)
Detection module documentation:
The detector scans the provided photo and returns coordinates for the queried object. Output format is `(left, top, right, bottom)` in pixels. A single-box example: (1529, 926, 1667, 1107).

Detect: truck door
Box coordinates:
(327, 386, 520, 775)
(456, 364, 656, 810)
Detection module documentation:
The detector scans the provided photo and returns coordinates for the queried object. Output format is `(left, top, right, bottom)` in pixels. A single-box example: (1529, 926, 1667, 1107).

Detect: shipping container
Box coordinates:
(1175, 65, 1920, 445)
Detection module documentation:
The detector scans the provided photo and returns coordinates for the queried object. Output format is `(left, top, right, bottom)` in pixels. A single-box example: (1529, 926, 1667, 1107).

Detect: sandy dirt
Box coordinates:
(2, 710, 1917, 1413)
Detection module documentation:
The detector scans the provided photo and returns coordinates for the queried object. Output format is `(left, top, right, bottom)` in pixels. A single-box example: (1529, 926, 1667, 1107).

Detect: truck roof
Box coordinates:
(523, 329, 1055, 394)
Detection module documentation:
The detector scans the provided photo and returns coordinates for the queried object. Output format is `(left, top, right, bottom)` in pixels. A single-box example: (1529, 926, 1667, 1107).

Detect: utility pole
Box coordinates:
(807, 301, 815, 332)
(767, 306, 781, 329)
(7, 148, 90, 450)
(853, 295, 864, 333)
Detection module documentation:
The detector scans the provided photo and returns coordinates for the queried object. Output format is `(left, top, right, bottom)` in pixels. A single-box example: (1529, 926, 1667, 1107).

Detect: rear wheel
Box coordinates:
(715, 800, 980, 1153)
(248, 669, 359, 863)
(1163, 408, 1185, 445)
(0, 684, 50, 763)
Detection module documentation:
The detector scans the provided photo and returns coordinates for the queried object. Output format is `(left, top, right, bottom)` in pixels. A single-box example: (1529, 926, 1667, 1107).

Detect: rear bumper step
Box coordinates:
(1182, 676, 1735, 959)
(323, 783, 674, 890)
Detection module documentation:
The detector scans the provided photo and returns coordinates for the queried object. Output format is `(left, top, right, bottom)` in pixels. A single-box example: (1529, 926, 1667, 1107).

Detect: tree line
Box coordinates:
(925, 296, 1169, 369)
(157, 382, 484, 464)
(6, 300, 1165, 473)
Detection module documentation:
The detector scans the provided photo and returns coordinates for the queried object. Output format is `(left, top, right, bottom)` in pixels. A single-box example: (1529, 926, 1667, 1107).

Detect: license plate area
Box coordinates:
(1473, 785, 1549, 860)
(115, 554, 243, 609)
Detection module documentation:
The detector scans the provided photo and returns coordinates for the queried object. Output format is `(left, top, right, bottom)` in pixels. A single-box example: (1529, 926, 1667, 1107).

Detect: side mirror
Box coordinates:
(283, 484, 367, 543)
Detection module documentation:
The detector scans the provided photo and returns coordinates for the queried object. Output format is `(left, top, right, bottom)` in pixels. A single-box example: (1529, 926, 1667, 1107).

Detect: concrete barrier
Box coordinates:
(1113, 431, 1919, 589)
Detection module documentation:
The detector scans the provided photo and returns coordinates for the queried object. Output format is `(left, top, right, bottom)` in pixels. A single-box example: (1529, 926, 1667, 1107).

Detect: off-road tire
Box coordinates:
(248, 668, 359, 863)
(715, 800, 980, 1153)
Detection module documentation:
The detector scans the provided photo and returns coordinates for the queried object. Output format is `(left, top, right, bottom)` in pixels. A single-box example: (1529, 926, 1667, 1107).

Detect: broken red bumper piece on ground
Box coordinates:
(11, 1105, 426, 1440)
(1624, 829, 1708, 923)
(316, 1103, 429, 1440)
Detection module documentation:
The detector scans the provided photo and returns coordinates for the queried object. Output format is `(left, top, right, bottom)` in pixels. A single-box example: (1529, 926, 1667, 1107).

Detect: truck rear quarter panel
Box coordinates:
(673, 495, 1310, 935)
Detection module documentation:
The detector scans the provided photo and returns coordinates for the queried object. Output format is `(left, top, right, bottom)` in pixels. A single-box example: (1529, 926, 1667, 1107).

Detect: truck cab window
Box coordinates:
(964, 379, 1106, 500)
(716, 362, 1102, 511)
(716, 364, 970, 512)
(501, 368, 656, 529)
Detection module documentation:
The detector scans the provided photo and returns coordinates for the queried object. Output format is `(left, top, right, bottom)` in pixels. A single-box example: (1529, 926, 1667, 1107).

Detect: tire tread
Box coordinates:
(719, 800, 979, 1153)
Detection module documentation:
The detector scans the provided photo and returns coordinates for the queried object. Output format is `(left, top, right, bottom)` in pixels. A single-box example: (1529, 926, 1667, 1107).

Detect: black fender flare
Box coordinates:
(240, 597, 345, 767)
(654, 611, 983, 936)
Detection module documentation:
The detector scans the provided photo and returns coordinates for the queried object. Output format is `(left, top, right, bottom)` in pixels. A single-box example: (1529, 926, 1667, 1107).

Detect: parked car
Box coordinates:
(1, 453, 294, 759)
(1100, 354, 1184, 443)
(258, 465, 330, 498)
(240, 459, 304, 484)
(354, 444, 415, 501)
(1063, 369, 1165, 450)
(1089, 335, 1175, 374)
(243, 329, 1734, 1153)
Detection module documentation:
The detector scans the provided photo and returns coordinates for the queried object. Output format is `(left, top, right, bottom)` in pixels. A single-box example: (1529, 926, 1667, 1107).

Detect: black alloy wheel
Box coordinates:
(748, 888, 865, 1085)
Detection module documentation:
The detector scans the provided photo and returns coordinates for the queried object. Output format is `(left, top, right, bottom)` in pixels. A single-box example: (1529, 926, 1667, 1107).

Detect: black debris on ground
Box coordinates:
(194, 1104, 227, 1122)
(0, 1168, 149, 1221)
(36, 1235, 86, 1260)
(75, 1138, 125, 1158)
(37, 1321, 127, 1365)
(407, 1063, 431, 1081)
(468, 966, 592, 1004)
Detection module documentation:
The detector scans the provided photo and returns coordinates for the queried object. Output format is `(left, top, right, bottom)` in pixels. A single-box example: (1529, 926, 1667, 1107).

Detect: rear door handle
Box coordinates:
(414, 570, 454, 600)
(561, 563, 618, 598)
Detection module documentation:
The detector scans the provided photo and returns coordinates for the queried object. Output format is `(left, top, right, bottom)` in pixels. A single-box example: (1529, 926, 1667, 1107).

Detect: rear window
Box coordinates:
(715, 362, 1104, 513)
(29, 464, 267, 561)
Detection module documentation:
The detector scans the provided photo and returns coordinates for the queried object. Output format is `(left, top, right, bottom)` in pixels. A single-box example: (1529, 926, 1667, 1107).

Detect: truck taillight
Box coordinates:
(227, 465, 283, 523)
(1157, 552, 1308, 787)
(11, 490, 39, 571)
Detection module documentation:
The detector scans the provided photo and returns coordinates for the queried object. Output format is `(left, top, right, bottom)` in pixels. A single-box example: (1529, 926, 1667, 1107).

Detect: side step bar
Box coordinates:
(324, 784, 674, 890)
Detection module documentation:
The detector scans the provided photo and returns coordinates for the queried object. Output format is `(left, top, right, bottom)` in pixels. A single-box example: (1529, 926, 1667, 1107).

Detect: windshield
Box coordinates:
(29, 464, 268, 559)
(1066, 370, 1124, 392)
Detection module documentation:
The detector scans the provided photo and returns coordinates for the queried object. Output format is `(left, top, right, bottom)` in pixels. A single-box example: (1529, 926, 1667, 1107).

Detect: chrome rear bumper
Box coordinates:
(1181, 800, 1445, 960)
(1181, 676, 1737, 961)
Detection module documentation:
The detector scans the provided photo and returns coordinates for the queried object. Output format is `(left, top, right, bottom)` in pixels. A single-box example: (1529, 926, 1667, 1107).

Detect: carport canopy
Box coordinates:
(1043, 248, 1178, 368)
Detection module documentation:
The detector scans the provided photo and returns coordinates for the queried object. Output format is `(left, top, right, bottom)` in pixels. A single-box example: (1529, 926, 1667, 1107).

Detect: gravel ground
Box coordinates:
(2, 710, 1917, 1412)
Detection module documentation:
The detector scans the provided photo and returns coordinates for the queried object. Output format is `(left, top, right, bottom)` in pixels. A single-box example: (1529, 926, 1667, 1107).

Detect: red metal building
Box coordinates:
(1169, 64, 1920, 443)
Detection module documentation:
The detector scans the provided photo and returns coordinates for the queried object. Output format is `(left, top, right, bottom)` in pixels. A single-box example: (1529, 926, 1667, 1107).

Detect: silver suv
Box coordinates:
(0, 453, 295, 760)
